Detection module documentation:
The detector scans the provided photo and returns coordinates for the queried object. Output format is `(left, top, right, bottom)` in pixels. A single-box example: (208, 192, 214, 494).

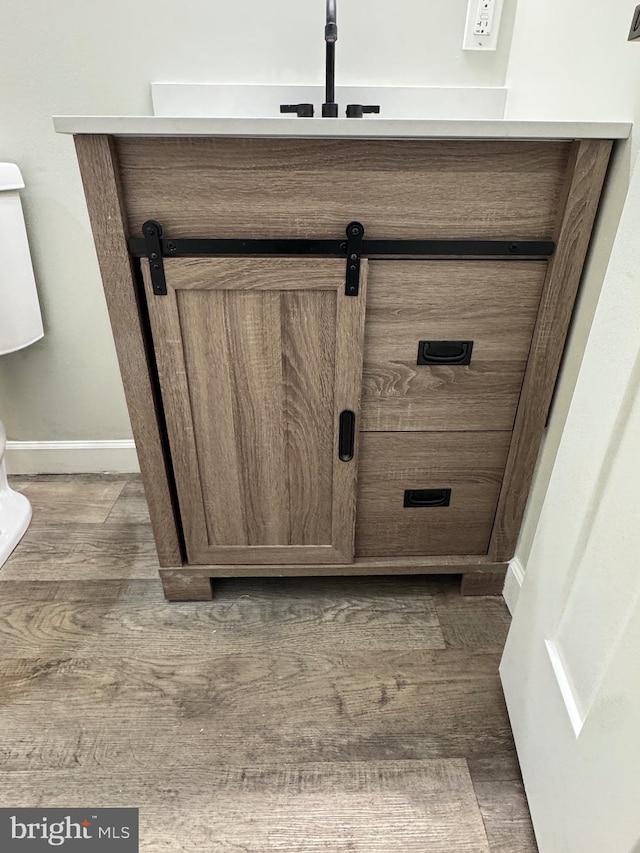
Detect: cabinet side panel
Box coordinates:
(489, 139, 614, 560)
(73, 134, 182, 566)
(116, 138, 570, 240)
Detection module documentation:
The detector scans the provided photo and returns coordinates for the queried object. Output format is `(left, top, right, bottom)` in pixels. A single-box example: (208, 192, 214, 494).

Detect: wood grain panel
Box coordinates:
(0, 765, 490, 852)
(0, 680, 510, 769)
(1, 511, 503, 583)
(0, 578, 513, 769)
(163, 257, 345, 290)
(283, 291, 336, 545)
(332, 258, 369, 561)
(160, 571, 214, 601)
(473, 780, 539, 852)
(356, 432, 511, 557)
(116, 137, 570, 240)
(73, 135, 182, 566)
(105, 478, 151, 524)
(143, 257, 367, 565)
(1, 523, 159, 580)
(460, 571, 507, 597)
(0, 579, 446, 657)
(434, 594, 513, 652)
(183, 289, 291, 546)
(14, 477, 127, 524)
(159, 556, 507, 580)
(489, 139, 613, 559)
(362, 261, 546, 431)
(0, 488, 530, 853)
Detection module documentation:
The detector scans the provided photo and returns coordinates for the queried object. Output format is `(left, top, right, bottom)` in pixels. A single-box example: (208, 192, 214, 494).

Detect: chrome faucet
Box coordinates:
(323, 0, 338, 117)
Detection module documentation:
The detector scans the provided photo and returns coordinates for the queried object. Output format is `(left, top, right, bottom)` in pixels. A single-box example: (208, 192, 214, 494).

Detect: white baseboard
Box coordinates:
(6, 440, 140, 475)
(503, 557, 525, 616)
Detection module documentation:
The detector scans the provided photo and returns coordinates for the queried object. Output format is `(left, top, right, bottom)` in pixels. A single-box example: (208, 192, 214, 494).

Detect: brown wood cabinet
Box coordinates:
(143, 256, 367, 566)
(73, 132, 613, 600)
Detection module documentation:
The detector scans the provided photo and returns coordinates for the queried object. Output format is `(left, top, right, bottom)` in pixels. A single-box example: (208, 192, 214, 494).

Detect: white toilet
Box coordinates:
(0, 162, 44, 567)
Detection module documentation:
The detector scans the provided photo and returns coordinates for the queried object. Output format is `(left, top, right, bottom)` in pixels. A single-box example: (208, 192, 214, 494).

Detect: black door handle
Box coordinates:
(403, 488, 451, 508)
(417, 340, 473, 366)
(338, 410, 356, 461)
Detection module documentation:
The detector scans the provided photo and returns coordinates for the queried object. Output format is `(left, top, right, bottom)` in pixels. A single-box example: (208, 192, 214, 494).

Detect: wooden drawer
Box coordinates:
(360, 261, 546, 431)
(355, 432, 511, 557)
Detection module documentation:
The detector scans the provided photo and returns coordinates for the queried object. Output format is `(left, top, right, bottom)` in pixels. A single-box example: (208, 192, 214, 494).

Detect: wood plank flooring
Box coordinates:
(1, 474, 537, 852)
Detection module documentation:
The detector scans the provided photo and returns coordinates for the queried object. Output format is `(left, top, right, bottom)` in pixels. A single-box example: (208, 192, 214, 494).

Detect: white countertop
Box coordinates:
(53, 116, 632, 140)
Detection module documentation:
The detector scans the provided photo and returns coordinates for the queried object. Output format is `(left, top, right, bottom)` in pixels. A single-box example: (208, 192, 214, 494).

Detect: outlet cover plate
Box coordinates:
(463, 0, 503, 51)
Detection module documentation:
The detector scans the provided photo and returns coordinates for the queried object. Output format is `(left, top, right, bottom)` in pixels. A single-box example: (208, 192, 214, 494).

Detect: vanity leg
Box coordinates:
(460, 569, 507, 597)
(160, 570, 214, 601)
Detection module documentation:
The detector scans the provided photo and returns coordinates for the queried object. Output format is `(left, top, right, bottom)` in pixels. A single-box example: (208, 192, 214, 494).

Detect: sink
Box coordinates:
(151, 83, 507, 121)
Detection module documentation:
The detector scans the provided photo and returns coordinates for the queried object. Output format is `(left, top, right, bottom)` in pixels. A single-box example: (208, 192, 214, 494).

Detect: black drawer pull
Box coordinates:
(403, 488, 451, 508)
(338, 410, 356, 461)
(417, 340, 473, 365)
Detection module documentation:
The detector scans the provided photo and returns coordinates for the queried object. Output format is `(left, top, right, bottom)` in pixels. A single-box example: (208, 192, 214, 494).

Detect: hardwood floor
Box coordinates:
(1, 474, 537, 852)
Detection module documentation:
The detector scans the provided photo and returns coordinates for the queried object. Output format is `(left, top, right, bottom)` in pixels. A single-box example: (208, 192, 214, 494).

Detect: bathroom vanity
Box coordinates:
(55, 116, 628, 600)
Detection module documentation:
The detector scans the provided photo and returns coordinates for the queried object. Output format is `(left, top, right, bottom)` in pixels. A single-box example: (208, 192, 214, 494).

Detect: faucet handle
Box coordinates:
(280, 103, 315, 118)
(346, 104, 381, 118)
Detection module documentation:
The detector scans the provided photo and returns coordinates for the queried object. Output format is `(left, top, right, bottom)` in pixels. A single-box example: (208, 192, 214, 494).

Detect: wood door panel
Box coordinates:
(143, 257, 367, 565)
(165, 257, 345, 291)
(117, 137, 571, 240)
(355, 432, 511, 557)
(281, 290, 336, 545)
(361, 261, 546, 431)
(178, 288, 335, 547)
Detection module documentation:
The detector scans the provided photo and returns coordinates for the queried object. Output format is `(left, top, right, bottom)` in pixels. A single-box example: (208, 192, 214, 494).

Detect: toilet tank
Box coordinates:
(0, 163, 44, 355)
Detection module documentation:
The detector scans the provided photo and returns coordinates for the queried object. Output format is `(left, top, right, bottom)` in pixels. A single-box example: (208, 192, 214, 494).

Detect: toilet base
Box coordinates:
(0, 419, 32, 568)
(0, 484, 32, 568)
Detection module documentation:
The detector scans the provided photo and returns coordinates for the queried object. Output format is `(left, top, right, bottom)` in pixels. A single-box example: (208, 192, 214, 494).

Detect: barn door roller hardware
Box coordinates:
(130, 220, 555, 297)
(142, 220, 167, 296)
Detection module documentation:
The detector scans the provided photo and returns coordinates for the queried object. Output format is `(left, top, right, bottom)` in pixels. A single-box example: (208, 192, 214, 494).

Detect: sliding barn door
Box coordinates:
(142, 257, 367, 565)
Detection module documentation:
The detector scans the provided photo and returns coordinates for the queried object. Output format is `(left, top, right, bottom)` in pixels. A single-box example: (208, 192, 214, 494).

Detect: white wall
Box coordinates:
(505, 0, 640, 572)
(0, 0, 516, 451)
(506, 0, 640, 121)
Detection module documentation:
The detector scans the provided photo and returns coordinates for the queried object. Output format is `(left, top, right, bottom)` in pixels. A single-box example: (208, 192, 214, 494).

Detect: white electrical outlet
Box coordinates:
(474, 0, 495, 35)
(463, 0, 503, 51)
